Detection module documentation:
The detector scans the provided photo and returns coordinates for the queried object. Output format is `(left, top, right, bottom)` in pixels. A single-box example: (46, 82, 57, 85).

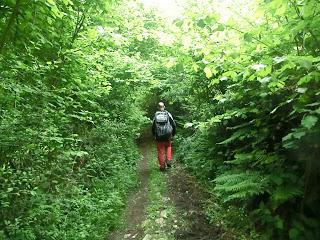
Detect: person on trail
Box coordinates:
(152, 102, 176, 171)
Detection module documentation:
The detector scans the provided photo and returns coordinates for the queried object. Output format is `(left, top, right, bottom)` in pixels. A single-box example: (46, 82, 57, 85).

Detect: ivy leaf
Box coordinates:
(301, 115, 318, 129)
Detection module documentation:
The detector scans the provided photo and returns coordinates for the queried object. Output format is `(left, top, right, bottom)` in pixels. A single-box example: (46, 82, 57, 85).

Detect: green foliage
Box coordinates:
(0, 0, 153, 239)
(164, 0, 320, 238)
(214, 171, 268, 202)
(1, 0, 320, 239)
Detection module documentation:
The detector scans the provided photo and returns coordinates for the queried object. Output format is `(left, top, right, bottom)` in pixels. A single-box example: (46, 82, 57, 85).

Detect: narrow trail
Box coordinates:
(109, 141, 150, 240)
(167, 166, 229, 240)
(109, 137, 224, 240)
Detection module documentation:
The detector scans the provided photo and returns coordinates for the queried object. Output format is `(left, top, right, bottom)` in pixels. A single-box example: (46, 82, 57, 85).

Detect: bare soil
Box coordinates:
(167, 165, 223, 240)
(109, 136, 228, 240)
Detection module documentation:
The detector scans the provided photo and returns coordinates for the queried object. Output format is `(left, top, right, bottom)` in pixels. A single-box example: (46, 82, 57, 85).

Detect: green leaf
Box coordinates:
(47, 17, 53, 25)
(204, 66, 213, 78)
(301, 115, 318, 129)
(298, 59, 313, 70)
(292, 131, 306, 139)
(47, 0, 56, 5)
(289, 228, 300, 240)
(274, 216, 284, 229)
(166, 58, 176, 68)
(62, 0, 73, 5)
(223, 70, 237, 79)
(184, 122, 193, 128)
(296, 87, 307, 93)
(197, 19, 206, 28)
(297, 71, 320, 85)
(51, 5, 63, 18)
(272, 176, 283, 186)
(244, 33, 252, 42)
(275, 5, 286, 15)
(282, 133, 293, 142)
(216, 24, 225, 31)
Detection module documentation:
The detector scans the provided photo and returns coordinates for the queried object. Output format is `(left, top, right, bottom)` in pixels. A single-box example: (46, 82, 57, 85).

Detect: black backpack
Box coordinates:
(154, 111, 173, 141)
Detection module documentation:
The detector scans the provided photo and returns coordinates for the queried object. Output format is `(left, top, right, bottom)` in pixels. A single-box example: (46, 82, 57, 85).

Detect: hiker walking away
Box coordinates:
(152, 102, 176, 171)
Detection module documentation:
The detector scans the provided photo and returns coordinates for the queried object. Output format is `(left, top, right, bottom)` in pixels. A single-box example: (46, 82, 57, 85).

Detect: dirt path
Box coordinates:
(109, 141, 150, 240)
(109, 138, 226, 240)
(167, 165, 225, 240)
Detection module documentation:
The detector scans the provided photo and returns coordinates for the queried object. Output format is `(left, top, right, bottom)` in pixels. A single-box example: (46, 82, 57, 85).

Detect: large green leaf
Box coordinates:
(301, 115, 318, 129)
(204, 66, 213, 78)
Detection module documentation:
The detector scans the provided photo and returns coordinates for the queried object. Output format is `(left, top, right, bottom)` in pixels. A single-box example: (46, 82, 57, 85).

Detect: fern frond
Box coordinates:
(214, 170, 267, 202)
(271, 185, 303, 207)
(225, 151, 278, 166)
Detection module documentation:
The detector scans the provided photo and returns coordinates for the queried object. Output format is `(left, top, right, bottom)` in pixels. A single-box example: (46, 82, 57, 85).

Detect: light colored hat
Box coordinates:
(158, 102, 165, 110)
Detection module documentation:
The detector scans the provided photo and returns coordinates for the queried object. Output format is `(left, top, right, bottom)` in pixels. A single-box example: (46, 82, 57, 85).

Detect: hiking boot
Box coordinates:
(166, 160, 172, 168)
(160, 165, 166, 171)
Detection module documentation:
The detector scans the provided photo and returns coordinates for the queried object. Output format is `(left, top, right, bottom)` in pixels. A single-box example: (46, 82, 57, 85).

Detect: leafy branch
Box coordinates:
(0, 0, 21, 53)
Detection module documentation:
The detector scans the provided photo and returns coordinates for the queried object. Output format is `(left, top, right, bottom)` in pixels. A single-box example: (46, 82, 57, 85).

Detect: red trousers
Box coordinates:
(157, 141, 172, 167)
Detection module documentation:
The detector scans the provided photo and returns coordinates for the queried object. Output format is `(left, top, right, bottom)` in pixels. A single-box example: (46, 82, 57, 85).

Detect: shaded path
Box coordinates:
(167, 165, 228, 240)
(109, 141, 150, 240)
(109, 136, 228, 240)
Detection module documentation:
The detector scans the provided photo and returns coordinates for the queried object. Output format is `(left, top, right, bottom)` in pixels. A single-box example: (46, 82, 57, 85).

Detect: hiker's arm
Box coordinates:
(169, 115, 176, 136)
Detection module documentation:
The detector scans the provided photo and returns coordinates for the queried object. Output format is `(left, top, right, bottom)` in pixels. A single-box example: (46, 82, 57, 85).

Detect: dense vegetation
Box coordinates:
(0, 1, 150, 239)
(167, 0, 320, 239)
(1, 0, 319, 239)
